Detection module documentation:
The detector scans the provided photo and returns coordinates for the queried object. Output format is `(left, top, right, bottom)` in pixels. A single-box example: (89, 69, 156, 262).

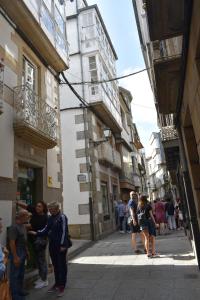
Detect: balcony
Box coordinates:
(97, 143, 121, 170)
(112, 149, 122, 170)
(161, 126, 179, 171)
(120, 172, 135, 190)
(146, 0, 184, 41)
(152, 38, 182, 114)
(0, 0, 69, 72)
(13, 84, 57, 149)
(89, 100, 122, 134)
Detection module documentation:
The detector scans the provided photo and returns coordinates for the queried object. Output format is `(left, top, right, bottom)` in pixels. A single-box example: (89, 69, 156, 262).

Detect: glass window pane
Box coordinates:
(45, 0, 52, 12)
(55, 6, 65, 34)
(41, 4, 54, 35)
(56, 31, 66, 51)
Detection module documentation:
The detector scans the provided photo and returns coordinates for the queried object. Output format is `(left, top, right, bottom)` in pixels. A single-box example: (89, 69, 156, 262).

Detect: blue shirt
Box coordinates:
(118, 203, 125, 217)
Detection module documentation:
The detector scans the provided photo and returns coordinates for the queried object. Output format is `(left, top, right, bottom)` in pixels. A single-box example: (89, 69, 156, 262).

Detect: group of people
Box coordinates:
(115, 192, 184, 257)
(0, 201, 71, 300)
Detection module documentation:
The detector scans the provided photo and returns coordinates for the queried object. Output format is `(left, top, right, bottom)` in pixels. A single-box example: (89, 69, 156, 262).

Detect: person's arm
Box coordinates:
(60, 215, 68, 251)
(129, 204, 137, 225)
(149, 209, 157, 227)
(16, 201, 28, 209)
(9, 240, 20, 267)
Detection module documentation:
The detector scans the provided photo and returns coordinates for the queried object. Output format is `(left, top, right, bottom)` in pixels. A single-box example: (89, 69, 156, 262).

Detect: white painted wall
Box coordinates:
(0, 101, 14, 178)
(61, 109, 90, 224)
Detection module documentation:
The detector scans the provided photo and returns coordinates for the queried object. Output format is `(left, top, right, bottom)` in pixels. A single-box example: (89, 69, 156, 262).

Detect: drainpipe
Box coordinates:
(75, 0, 95, 241)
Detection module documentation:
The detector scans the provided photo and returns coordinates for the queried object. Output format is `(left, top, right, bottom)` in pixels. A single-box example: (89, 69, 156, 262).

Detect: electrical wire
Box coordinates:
(60, 67, 149, 86)
(60, 72, 89, 107)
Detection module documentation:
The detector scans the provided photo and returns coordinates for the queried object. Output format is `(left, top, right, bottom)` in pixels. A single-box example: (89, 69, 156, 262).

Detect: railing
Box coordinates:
(14, 84, 57, 141)
(98, 143, 121, 169)
(152, 36, 182, 63)
(161, 125, 178, 142)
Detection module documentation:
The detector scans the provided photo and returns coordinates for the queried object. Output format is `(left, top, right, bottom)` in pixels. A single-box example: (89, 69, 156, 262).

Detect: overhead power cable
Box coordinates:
(60, 67, 149, 86)
(60, 72, 89, 107)
(60, 54, 181, 86)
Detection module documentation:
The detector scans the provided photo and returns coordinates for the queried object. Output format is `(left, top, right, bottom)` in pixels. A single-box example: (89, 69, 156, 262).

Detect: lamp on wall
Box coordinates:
(90, 128, 111, 147)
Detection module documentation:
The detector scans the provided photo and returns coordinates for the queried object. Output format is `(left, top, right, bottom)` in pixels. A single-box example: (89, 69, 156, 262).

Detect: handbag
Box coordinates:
(0, 272, 12, 300)
(127, 216, 133, 225)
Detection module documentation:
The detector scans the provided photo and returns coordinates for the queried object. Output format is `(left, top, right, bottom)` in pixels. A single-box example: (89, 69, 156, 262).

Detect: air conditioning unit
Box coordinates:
(0, 101, 4, 115)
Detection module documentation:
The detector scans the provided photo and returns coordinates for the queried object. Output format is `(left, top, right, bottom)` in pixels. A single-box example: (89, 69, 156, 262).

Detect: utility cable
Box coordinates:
(60, 54, 181, 86)
(60, 67, 149, 86)
(60, 72, 89, 107)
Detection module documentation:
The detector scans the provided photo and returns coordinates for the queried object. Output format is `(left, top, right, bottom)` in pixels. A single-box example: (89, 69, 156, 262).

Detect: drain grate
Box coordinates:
(184, 274, 199, 279)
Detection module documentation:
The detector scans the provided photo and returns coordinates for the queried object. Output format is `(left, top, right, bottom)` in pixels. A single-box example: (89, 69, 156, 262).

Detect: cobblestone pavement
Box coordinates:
(27, 230, 200, 300)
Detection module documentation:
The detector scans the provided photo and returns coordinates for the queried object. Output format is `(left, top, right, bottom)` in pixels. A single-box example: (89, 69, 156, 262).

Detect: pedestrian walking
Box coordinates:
(8, 209, 30, 300)
(117, 200, 125, 233)
(123, 200, 130, 233)
(16, 200, 49, 289)
(137, 195, 157, 257)
(155, 198, 166, 235)
(128, 191, 144, 254)
(165, 198, 176, 230)
(29, 202, 70, 298)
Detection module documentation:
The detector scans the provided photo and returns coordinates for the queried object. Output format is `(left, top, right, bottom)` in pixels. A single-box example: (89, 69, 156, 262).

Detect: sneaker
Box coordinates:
(57, 286, 65, 297)
(35, 280, 49, 289)
(34, 278, 42, 285)
(47, 284, 58, 293)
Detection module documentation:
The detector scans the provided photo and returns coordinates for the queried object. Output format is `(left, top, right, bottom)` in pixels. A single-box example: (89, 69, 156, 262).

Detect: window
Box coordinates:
(41, 4, 54, 36)
(101, 182, 110, 220)
(89, 56, 96, 70)
(91, 86, 98, 95)
(55, 6, 65, 34)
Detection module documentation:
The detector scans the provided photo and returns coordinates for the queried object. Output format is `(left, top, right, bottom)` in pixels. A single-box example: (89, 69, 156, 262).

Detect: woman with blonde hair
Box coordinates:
(137, 195, 157, 257)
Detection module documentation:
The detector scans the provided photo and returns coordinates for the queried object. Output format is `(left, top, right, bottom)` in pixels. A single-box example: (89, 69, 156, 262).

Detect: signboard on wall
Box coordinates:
(77, 174, 86, 182)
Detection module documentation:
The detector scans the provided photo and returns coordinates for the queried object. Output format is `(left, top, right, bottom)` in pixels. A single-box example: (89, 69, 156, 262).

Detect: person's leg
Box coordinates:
(49, 245, 59, 287)
(172, 215, 177, 230)
(119, 217, 124, 231)
(36, 248, 48, 281)
(168, 216, 173, 230)
(57, 250, 67, 288)
(142, 229, 150, 256)
(150, 235, 156, 255)
(131, 232, 137, 251)
(10, 254, 25, 300)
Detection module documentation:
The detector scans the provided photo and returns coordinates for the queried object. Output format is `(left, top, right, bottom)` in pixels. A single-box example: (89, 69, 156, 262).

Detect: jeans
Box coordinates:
(33, 245, 47, 281)
(119, 216, 124, 231)
(168, 215, 176, 230)
(49, 243, 68, 288)
(9, 248, 26, 300)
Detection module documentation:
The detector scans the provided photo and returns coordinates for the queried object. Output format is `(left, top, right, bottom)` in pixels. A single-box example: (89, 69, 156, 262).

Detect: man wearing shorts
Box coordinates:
(128, 191, 144, 254)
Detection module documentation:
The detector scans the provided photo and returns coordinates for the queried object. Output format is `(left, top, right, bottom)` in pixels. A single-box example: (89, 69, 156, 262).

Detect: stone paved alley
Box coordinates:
(27, 230, 199, 300)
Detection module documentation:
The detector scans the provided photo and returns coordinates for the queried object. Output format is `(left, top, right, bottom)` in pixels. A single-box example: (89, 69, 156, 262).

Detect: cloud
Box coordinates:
(120, 67, 159, 151)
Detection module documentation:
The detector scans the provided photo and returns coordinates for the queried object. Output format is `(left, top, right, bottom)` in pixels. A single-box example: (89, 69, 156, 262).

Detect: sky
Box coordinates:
(87, 0, 159, 151)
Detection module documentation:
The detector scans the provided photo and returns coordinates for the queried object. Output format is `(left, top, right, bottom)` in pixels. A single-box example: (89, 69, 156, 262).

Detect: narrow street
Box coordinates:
(27, 231, 199, 300)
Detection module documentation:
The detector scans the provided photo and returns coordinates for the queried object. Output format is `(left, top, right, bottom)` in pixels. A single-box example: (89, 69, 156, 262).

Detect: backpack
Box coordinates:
(137, 207, 147, 226)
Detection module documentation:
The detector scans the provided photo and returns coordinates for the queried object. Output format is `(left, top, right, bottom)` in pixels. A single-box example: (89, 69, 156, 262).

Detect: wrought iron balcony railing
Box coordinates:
(161, 125, 178, 142)
(14, 84, 57, 143)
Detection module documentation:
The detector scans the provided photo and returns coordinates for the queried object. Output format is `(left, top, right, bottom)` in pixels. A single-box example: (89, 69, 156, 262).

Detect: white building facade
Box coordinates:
(61, 0, 122, 239)
(147, 132, 168, 200)
(0, 0, 69, 244)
